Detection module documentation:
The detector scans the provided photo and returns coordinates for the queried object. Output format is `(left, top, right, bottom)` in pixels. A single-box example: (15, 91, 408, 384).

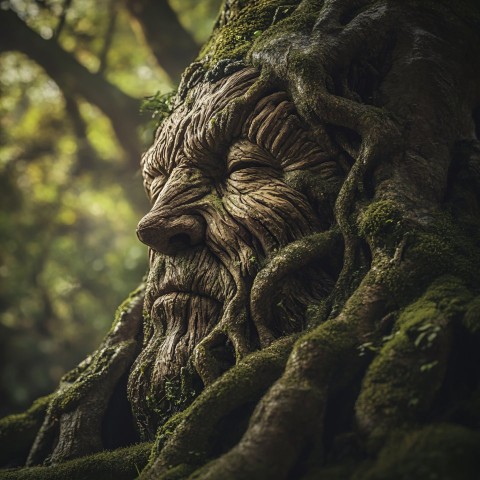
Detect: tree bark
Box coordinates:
(2, 0, 480, 479)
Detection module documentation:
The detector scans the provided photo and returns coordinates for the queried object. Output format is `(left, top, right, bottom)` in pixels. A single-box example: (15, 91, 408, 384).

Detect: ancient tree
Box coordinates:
(1, 0, 480, 479)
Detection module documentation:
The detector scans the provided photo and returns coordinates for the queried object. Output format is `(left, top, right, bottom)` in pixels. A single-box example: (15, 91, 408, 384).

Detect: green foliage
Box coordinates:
(141, 90, 176, 123)
(0, 0, 220, 416)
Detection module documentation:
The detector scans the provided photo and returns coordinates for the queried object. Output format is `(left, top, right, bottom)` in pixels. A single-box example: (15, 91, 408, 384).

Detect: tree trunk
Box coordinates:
(2, 0, 480, 479)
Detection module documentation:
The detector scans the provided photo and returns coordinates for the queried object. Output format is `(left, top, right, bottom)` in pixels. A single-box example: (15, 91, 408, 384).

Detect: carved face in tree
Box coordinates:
(129, 68, 341, 437)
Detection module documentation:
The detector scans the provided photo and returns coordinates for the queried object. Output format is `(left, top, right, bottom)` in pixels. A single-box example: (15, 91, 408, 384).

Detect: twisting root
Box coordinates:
(187, 268, 391, 480)
(332, 121, 400, 304)
(252, 0, 403, 306)
(313, 0, 372, 31)
(191, 75, 280, 386)
(26, 287, 145, 466)
(140, 336, 296, 480)
(355, 276, 474, 448)
(194, 228, 340, 383)
(250, 229, 340, 347)
(192, 267, 251, 386)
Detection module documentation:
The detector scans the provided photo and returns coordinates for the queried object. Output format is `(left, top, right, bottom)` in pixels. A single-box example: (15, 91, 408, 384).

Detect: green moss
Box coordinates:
(360, 424, 480, 480)
(380, 212, 480, 305)
(51, 344, 125, 413)
(0, 442, 152, 480)
(416, 216, 478, 279)
(398, 276, 473, 326)
(110, 283, 145, 335)
(199, 0, 301, 68)
(145, 336, 296, 477)
(355, 276, 473, 444)
(358, 200, 403, 245)
(292, 317, 356, 381)
(0, 395, 52, 467)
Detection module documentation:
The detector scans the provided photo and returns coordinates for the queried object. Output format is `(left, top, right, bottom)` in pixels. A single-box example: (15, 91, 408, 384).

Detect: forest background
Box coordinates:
(0, 0, 221, 417)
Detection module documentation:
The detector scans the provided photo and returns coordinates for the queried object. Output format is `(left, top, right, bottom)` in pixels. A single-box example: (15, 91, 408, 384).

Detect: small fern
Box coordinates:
(141, 90, 176, 122)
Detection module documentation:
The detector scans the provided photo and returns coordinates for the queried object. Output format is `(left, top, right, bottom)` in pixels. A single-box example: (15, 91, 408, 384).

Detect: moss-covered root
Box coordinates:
(0, 395, 52, 468)
(250, 229, 339, 347)
(26, 286, 145, 467)
(187, 273, 389, 480)
(355, 276, 473, 448)
(0, 442, 152, 480)
(139, 336, 296, 480)
(250, 0, 402, 280)
(357, 424, 480, 480)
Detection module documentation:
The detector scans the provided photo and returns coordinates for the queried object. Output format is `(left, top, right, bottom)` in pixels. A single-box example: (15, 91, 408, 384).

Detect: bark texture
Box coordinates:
(2, 0, 480, 479)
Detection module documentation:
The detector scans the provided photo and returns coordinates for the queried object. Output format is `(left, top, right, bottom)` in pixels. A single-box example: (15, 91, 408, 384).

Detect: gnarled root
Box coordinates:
(26, 286, 145, 466)
(355, 276, 474, 448)
(140, 336, 296, 479)
(250, 229, 340, 347)
(184, 270, 389, 480)
(0, 442, 151, 480)
(0, 395, 52, 468)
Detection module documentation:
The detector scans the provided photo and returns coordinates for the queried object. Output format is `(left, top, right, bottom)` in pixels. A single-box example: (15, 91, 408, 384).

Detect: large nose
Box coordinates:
(137, 165, 210, 255)
(136, 210, 206, 255)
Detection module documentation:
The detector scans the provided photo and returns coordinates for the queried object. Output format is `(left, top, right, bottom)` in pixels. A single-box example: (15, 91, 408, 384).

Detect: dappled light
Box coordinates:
(0, 0, 220, 416)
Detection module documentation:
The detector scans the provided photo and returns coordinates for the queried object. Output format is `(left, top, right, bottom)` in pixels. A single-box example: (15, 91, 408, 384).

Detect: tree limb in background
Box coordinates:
(0, 8, 143, 169)
(126, 0, 199, 82)
(52, 0, 73, 41)
(97, 0, 118, 75)
(63, 93, 99, 173)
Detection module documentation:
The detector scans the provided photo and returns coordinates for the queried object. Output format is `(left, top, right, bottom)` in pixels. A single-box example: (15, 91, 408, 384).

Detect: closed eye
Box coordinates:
(227, 161, 274, 175)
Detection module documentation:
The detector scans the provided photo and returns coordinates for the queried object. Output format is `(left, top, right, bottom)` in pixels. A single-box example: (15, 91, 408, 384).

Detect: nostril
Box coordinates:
(169, 233, 192, 251)
(136, 213, 206, 254)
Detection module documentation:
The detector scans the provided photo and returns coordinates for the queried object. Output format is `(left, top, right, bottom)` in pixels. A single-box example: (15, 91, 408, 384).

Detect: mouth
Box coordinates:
(149, 289, 224, 336)
(155, 285, 223, 305)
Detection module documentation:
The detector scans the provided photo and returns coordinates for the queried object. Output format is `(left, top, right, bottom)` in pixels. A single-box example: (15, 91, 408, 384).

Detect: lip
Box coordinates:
(155, 286, 222, 305)
(146, 248, 234, 306)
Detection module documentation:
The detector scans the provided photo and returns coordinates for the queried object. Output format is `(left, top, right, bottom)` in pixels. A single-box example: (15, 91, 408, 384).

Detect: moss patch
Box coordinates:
(355, 276, 473, 444)
(0, 442, 151, 480)
(199, 0, 301, 68)
(0, 395, 52, 467)
(143, 336, 296, 478)
(360, 424, 480, 480)
(358, 200, 404, 247)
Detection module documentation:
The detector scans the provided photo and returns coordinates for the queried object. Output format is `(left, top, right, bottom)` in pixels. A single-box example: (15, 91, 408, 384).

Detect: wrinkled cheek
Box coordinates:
(223, 183, 321, 254)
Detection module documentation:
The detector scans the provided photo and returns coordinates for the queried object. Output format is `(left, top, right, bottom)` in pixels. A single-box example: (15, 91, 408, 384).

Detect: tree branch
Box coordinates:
(0, 8, 143, 169)
(126, 0, 199, 82)
(53, 0, 73, 41)
(97, 0, 118, 75)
